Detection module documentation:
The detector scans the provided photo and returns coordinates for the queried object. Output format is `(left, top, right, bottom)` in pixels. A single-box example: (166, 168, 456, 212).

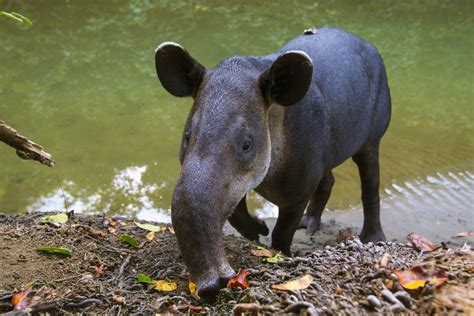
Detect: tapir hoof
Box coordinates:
(359, 229, 387, 243)
(298, 214, 320, 235)
(235, 218, 269, 241)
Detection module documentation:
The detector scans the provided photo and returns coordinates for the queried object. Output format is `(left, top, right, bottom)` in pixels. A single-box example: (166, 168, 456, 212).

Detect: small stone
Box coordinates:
(394, 291, 413, 308)
(367, 295, 382, 309)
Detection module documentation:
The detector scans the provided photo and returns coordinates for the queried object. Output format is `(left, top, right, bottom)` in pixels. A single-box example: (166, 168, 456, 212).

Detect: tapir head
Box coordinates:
(155, 42, 312, 300)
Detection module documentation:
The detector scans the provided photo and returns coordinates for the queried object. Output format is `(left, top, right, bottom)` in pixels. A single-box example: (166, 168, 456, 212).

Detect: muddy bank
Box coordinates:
(0, 213, 472, 315)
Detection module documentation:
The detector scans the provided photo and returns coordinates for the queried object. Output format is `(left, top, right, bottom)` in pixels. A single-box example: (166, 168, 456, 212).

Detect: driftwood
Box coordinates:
(0, 120, 55, 167)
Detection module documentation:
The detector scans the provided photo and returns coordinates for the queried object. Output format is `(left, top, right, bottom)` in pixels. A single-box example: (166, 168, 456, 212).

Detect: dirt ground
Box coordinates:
(0, 212, 472, 315)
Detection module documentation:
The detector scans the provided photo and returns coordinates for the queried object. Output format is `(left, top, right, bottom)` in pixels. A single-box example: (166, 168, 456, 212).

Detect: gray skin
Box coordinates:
(155, 28, 391, 301)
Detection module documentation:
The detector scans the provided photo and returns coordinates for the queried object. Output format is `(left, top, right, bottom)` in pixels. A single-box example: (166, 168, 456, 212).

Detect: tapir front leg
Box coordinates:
(228, 195, 269, 240)
(272, 200, 308, 255)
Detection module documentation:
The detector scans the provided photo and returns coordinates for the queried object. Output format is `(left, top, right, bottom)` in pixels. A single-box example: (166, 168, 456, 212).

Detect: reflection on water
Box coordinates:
(0, 0, 472, 219)
(27, 165, 172, 222)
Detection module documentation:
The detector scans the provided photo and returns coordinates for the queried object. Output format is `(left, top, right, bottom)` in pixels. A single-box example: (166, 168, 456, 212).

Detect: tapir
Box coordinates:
(155, 27, 391, 300)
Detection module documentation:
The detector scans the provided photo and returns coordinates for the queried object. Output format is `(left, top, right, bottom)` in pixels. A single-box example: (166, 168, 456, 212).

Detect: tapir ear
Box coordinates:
(260, 50, 313, 106)
(155, 42, 205, 97)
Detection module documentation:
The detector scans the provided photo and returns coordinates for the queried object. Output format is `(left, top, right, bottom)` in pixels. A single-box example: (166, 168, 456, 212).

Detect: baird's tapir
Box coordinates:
(155, 27, 391, 300)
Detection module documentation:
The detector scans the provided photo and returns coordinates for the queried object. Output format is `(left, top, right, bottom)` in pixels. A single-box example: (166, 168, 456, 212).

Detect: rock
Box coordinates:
(367, 295, 382, 309)
(283, 302, 316, 314)
(394, 291, 413, 308)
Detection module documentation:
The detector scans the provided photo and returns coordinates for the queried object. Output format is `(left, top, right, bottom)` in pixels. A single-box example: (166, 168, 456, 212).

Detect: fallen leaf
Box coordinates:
(407, 233, 435, 251)
(112, 294, 126, 304)
(80, 273, 94, 282)
(39, 213, 68, 225)
(271, 274, 313, 291)
(103, 217, 117, 227)
(36, 247, 71, 256)
(136, 273, 155, 285)
(11, 284, 32, 310)
(263, 252, 285, 263)
(336, 228, 356, 242)
(155, 280, 177, 291)
(251, 246, 273, 258)
(454, 231, 474, 238)
(145, 231, 155, 241)
(227, 268, 250, 289)
(104, 218, 118, 234)
(380, 253, 392, 268)
(189, 305, 204, 312)
(168, 226, 175, 234)
(189, 281, 200, 299)
(389, 265, 448, 290)
(119, 235, 139, 248)
(135, 222, 162, 232)
(93, 263, 105, 278)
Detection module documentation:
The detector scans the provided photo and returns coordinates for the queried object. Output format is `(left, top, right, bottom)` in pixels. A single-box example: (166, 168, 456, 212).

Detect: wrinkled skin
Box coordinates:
(155, 28, 391, 300)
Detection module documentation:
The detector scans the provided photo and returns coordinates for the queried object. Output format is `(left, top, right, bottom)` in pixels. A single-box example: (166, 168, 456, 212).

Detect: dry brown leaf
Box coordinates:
(112, 294, 126, 304)
(227, 268, 250, 289)
(250, 247, 273, 258)
(407, 233, 435, 251)
(271, 274, 313, 291)
(93, 263, 105, 278)
(336, 228, 356, 242)
(389, 265, 448, 290)
(454, 231, 474, 238)
(11, 284, 32, 310)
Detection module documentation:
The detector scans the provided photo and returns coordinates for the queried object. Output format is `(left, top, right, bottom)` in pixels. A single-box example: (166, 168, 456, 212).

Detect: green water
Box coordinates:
(0, 0, 472, 220)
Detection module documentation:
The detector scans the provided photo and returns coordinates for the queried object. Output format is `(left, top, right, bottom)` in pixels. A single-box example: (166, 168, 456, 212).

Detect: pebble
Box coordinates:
(394, 291, 413, 308)
(381, 289, 405, 311)
(367, 295, 382, 309)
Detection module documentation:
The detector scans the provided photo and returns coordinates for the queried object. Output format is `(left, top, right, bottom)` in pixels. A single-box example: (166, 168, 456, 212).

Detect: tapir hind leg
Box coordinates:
(352, 144, 386, 242)
(228, 195, 269, 240)
(298, 171, 335, 235)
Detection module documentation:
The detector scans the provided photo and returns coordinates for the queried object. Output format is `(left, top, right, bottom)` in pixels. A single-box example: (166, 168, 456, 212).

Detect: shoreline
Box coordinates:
(1, 212, 472, 314)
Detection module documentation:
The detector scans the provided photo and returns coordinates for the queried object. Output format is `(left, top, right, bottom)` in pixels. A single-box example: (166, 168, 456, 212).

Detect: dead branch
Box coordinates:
(0, 120, 55, 167)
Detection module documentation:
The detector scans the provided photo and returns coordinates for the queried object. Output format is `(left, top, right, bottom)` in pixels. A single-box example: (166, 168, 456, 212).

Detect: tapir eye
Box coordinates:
(242, 140, 252, 152)
(184, 131, 191, 143)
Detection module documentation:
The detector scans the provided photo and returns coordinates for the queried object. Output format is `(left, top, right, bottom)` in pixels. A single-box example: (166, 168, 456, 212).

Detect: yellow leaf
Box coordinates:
(189, 282, 200, 298)
(146, 231, 155, 241)
(154, 280, 177, 291)
(390, 265, 448, 290)
(403, 280, 428, 290)
(271, 274, 313, 291)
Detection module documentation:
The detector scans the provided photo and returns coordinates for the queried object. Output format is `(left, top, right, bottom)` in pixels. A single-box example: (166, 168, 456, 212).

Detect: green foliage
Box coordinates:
(135, 222, 162, 232)
(1, 11, 32, 26)
(39, 213, 69, 224)
(119, 235, 139, 248)
(136, 273, 155, 284)
(36, 247, 71, 256)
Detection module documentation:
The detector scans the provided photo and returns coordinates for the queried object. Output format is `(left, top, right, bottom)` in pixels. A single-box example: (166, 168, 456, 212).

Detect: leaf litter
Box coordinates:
(0, 213, 472, 314)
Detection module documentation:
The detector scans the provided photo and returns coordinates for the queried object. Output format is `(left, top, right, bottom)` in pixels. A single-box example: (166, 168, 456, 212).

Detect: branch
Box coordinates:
(0, 120, 55, 167)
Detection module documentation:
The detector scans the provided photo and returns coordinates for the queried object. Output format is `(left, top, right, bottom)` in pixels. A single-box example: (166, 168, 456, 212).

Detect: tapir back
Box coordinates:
(274, 28, 391, 169)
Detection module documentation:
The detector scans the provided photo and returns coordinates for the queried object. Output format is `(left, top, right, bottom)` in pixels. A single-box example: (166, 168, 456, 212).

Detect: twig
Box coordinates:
(0, 120, 55, 167)
(54, 275, 83, 283)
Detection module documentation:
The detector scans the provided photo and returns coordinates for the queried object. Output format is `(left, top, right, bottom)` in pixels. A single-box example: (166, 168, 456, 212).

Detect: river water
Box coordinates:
(0, 1, 472, 240)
